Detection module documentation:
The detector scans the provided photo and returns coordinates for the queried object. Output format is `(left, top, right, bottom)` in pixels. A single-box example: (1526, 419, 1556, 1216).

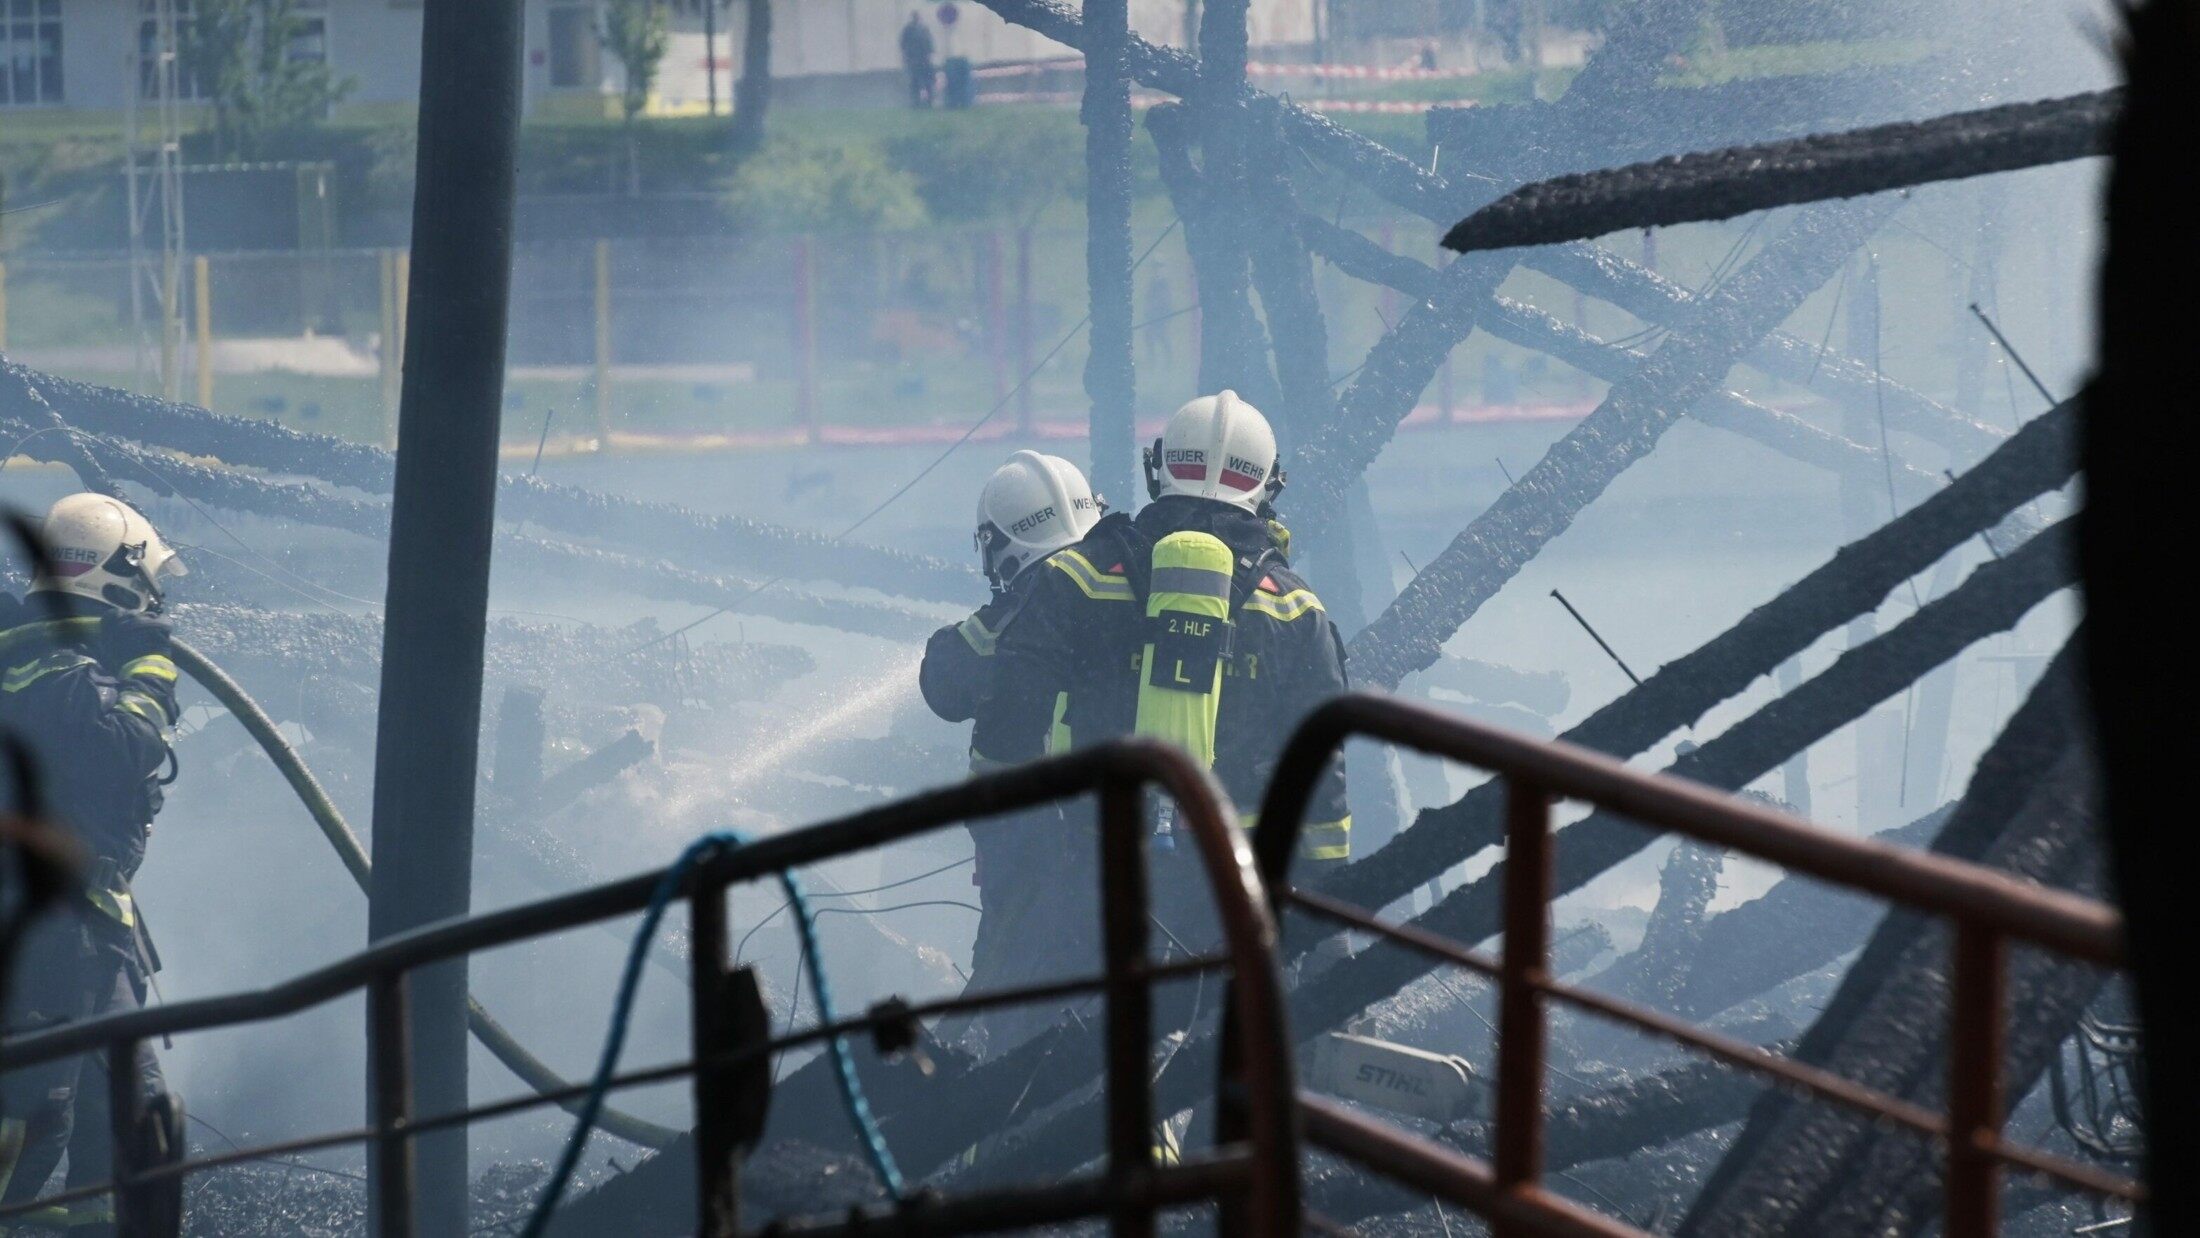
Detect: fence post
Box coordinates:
(1493, 779, 1551, 1234)
(193, 254, 213, 409)
(107, 1035, 144, 1236)
(1015, 227, 1034, 434)
(159, 252, 181, 401)
(1097, 778, 1155, 1237)
(986, 229, 1009, 409)
(1946, 922, 2005, 1238)
(594, 238, 613, 443)
(793, 235, 818, 441)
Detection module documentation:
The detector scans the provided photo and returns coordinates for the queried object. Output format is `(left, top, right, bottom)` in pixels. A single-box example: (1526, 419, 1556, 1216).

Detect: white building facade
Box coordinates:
(1, 0, 1317, 115)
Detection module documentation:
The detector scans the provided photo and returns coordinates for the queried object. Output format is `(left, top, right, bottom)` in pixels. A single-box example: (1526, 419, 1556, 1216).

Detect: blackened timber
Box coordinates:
(0, 419, 940, 643)
(996, 0, 2000, 465)
(969, 0, 1994, 474)
(1423, 62, 1957, 199)
(0, 358, 124, 498)
(24, 366, 977, 602)
(1681, 654, 2101, 1235)
(1080, 0, 1137, 504)
(1663, 805, 1952, 1024)
(1330, 399, 2072, 919)
(1524, 243, 2005, 457)
(1143, 105, 1282, 413)
(367, 0, 524, 1227)
(1245, 115, 1339, 454)
(1292, 216, 1968, 507)
(1347, 198, 1900, 691)
(963, 519, 2078, 1188)
(1443, 91, 2119, 254)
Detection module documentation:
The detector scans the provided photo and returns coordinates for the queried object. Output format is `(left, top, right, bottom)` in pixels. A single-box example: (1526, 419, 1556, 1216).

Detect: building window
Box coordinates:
(288, 0, 328, 66)
(139, 0, 210, 102)
(547, 4, 599, 89)
(1, 0, 64, 108)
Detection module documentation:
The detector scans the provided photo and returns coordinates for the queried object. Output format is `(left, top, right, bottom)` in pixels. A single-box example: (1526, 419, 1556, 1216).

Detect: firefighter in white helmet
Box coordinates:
(920, 453, 1103, 1052)
(2, 493, 189, 1235)
(990, 390, 1353, 903)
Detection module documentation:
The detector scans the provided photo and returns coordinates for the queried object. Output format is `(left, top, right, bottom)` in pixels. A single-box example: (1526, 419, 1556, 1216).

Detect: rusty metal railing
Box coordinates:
(1, 739, 1300, 1237)
(1254, 692, 2139, 1238)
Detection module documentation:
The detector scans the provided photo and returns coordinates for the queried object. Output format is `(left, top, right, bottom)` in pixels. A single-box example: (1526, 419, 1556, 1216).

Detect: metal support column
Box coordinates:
(365, 0, 526, 1231)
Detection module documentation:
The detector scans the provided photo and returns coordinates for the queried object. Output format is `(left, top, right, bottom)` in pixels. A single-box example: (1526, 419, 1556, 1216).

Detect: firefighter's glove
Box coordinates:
(100, 610, 174, 669)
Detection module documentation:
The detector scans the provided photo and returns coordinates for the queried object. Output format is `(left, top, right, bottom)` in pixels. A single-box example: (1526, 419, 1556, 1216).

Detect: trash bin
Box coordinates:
(943, 56, 975, 108)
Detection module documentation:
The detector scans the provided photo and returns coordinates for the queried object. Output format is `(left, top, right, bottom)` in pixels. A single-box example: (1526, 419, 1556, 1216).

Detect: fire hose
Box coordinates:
(169, 639, 679, 1151)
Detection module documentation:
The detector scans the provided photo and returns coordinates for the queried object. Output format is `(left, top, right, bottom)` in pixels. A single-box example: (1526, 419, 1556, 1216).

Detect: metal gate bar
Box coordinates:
(1255, 693, 2140, 1237)
(3, 739, 1300, 1236)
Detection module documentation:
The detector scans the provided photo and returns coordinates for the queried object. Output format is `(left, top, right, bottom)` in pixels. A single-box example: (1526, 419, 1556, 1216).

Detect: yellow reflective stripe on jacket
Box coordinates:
(2, 648, 96, 694)
(1047, 691, 1072, 755)
(85, 883, 137, 929)
(117, 690, 170, 725)
(956, 613, 1000, 656)
(120, 653, 179, 684)
(1, 1115, 28, 1200)
(1241, 588, 1324, 623)
(1134, 532, 1233, 770)
(968, 748, 1011, 775)
(1048, 549, 1135, 602)
(1300, 816, 1352, 861)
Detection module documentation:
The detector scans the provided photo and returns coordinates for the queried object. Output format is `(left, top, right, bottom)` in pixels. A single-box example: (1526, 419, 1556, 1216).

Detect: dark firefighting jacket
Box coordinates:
(919, 563, 1046, 771)
(0, 594, 180, 936)
(980, 496, 1352, 862)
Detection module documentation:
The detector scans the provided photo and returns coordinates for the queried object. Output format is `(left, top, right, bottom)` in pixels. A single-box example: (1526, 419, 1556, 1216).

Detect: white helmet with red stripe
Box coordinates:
(28, 492, 187, 614)
(975, 450, 1104, 591)
(1143, 390, 1284, 512)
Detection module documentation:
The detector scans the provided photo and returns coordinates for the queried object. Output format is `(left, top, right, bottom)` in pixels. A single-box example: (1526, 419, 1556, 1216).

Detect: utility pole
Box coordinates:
(704, 0, 720, 116)
(125, 0, 186, 398)
(365, 0, 525, 1232)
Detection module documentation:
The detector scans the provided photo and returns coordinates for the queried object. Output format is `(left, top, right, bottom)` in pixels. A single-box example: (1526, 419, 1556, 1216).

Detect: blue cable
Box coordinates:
(519, 831, 905, 1238)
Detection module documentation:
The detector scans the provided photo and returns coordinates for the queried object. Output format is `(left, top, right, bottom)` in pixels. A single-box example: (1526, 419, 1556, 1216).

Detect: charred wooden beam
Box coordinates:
(1664, 804, 1952, 1025)
(1143, 104, 1283, 413)
(1345, 197, 1901, 691)
(1680, 647, 2102, 1235)
(1588, 842, 1723, 1012)
(1522, 243, 2006, 457)
(13, 365, 976, 603)
(1295, 214, 1972, 507)
(970, 0, 2001, 480)
(0, 416, 942, 643)
(1079, 0, 1137, 502)
(1422, 61, 1960, 196)
(1443, 91, 2120, 254)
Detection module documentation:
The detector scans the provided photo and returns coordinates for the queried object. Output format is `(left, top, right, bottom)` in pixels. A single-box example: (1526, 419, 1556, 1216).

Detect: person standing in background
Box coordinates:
(900, 11, 937, 107)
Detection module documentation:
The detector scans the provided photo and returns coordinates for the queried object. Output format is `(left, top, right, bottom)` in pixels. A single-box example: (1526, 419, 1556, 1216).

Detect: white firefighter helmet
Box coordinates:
(974, 450, 1103, 590)
(28, 492, 187, 614)
(1143, 390, 1284, 512)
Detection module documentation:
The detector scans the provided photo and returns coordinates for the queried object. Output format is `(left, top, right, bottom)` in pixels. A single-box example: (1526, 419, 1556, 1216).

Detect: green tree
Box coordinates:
(601, 0, 671, 193)
(182, 0, 354, 160)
